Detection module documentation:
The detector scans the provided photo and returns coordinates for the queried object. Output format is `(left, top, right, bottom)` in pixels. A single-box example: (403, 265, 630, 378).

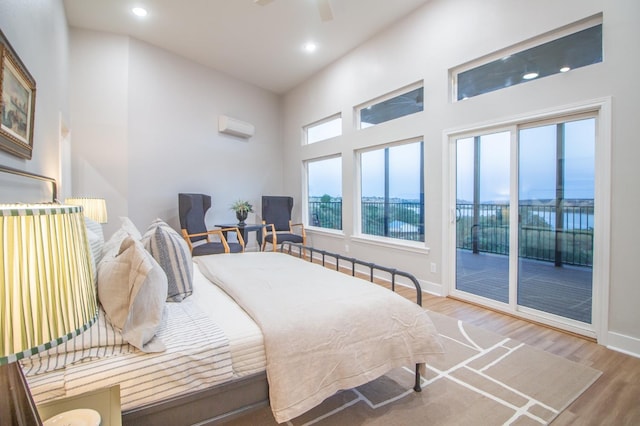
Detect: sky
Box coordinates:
(308, 142, 423, 200)
(457, 118, 595, 202)
(307, 118, 595, 203)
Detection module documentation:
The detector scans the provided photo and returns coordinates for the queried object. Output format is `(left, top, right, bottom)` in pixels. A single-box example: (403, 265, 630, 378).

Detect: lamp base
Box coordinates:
(0, 362, 43, 425)
(43, 409, 101, 426)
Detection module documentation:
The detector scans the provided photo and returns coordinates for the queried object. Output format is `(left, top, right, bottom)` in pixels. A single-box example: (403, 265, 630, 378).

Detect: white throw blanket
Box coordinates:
(195, 252, 443, 423)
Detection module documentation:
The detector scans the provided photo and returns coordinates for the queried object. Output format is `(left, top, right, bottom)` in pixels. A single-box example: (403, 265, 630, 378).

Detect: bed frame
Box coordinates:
(123, 243, 425, 425)
(0, 166, 426, 425)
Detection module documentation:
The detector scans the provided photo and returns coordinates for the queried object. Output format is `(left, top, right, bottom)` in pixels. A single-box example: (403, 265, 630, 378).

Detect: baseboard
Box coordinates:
(606, 331, 640, 359)
(420, 280, 442, 296)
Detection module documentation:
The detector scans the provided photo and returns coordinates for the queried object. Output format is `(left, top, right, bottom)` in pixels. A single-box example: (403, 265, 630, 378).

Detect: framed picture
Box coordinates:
(0, 28, 36, 160)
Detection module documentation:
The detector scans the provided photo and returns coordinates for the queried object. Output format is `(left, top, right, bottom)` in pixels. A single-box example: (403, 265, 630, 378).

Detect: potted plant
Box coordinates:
(230, 200, 253, 225)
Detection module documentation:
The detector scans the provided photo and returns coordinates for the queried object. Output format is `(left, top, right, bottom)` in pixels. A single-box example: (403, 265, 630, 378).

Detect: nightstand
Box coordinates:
(37, 385, 122, 426)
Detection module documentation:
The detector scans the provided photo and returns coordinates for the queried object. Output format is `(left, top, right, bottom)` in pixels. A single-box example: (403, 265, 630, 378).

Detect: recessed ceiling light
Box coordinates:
(523, 72, 539, 80)
(560, 66, 571, 73)
(132, 7, 148, 17)
(303, 42, 317, 53)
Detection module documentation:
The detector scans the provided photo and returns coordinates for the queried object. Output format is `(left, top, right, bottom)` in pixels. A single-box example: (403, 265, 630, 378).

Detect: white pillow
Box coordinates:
(101, 217, 142, 260)
(84, 217, 104, 285)
(142, 219, 193, 302)
(98, 236, 168, 352)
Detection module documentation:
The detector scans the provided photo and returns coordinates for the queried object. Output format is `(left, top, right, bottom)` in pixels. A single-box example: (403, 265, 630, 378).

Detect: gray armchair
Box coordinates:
(178, 193, 244, 255)
(261, 196, 306, 251)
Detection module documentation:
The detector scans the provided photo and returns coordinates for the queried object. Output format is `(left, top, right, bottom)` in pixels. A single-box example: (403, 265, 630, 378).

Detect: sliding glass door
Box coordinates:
(452, 115, 596, 328)
(518, 118, 594, 323)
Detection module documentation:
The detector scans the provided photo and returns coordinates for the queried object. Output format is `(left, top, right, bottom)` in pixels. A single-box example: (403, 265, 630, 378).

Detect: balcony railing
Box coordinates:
(456, 201, 594, 267)
(361, 200, 424, 242)
(309, 201, 342, 230)
(308, 200, 593, 267)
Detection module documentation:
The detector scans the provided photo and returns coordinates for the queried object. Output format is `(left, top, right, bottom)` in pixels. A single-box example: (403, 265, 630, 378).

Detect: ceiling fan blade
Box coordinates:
(254, 0, 274, 6)
(317, 0, 333, 22)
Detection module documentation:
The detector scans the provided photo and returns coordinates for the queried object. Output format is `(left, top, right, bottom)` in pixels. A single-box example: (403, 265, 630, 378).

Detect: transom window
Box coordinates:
(304, 114, 342, 144)
(357, 84, 423, 129)
(453, 17, 602, 101)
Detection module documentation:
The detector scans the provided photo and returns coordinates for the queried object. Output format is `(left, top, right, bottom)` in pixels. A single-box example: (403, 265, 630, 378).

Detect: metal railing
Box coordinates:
(308, 200, 342, 230)
(361, 200, 424, 242)
(456, 202, 594, 267)
(307, 199, 592, 267)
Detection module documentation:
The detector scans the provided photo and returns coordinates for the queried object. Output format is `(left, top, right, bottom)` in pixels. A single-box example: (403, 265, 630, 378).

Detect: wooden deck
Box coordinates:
(456, 249, 592, 323)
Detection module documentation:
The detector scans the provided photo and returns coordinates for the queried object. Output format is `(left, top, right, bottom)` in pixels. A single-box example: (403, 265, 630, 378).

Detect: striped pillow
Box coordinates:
(142, 219, 193, 302)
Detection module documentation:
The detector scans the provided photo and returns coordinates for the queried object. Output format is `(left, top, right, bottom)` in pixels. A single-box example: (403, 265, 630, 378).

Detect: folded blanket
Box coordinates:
(195, 252, 444, 423)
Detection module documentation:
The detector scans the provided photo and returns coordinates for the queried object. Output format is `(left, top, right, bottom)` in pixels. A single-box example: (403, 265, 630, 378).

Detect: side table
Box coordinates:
(215, 223, 265, 250)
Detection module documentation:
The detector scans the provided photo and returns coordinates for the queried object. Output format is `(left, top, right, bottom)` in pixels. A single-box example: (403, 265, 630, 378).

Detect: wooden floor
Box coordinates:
(300, 252, 639, 425)
(398, 285, 640, 425)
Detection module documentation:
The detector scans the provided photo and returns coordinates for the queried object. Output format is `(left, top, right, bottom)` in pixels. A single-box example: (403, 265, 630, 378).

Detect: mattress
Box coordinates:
(24, 262, 266, 412)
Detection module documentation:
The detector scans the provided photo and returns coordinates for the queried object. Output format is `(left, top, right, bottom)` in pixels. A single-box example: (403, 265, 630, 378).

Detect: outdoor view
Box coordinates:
(307, 141, 424, 243)
(456, 117, 595, 323)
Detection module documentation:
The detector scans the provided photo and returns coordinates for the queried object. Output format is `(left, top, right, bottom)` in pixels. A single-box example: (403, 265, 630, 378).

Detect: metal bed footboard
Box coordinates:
(279, 242, 424, 392)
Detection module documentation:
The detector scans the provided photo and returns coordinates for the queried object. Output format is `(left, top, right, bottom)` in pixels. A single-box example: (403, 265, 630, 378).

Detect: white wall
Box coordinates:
(70, 30, 283, 245)
(0, 0, 69, 202)
(282, 0, 640, 353)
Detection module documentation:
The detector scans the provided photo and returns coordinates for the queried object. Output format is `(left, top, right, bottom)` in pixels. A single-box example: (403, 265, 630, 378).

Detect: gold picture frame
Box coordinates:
(0, 28, 36, 160)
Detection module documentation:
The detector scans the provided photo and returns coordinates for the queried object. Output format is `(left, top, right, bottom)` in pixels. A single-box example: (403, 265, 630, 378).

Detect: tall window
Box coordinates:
(304, 114, 342, 144)
(307, 156, 342, 230)
(360, 140, 424, 242)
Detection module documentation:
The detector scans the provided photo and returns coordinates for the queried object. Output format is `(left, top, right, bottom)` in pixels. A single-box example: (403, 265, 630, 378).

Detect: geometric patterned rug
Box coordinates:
(226, 311, 601, 426)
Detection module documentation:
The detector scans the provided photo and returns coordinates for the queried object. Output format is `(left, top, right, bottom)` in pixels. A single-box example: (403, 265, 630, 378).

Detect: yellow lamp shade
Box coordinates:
(64, 198, 108, 224)
(0, 204, 98, 364)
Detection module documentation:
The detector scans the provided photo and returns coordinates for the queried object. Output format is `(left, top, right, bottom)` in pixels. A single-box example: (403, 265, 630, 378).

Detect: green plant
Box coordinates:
(230, 200, 253, 214)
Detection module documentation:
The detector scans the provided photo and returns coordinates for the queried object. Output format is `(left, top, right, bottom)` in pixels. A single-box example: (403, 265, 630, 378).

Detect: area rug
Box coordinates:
(226, 311, 601, 426)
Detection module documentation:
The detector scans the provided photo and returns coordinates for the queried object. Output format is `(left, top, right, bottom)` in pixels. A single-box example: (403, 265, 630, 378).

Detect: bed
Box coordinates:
(24, 243, 443, 425)
(5, 166, 442, 425)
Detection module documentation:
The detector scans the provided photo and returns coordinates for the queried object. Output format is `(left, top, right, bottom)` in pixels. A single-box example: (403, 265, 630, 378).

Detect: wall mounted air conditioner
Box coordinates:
(218, 115, 255, 139)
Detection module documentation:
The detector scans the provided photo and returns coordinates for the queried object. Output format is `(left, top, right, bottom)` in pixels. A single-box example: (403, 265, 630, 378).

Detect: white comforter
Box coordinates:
(195, 252, 443, 423)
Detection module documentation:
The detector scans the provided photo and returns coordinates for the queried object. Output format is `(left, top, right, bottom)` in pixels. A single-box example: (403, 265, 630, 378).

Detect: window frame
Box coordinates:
(450, 14, 603, 102)
(304, 154, 343, 232)
(355, 81, 424, 129)
(303, 113, 342, 145)
(356, 137, 425, 244)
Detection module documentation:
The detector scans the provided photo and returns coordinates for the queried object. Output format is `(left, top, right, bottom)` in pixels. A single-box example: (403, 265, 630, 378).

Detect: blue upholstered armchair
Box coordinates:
(178, 193, 245, 255)
(260, 196, 306, 252)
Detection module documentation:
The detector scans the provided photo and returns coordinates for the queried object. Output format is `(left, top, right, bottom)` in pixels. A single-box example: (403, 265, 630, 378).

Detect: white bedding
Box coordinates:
(195, 252, 444, 423)
(191, 264, 266, 376)
(24, 263, 266, 411)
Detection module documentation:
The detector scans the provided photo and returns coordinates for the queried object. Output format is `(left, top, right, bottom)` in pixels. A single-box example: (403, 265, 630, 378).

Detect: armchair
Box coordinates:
(261, 196, 306, 251)
(178, 193, 244, 255)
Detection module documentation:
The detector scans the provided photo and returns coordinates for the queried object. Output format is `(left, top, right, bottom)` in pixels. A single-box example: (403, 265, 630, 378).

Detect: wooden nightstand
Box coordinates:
(37, 385, 122, 426)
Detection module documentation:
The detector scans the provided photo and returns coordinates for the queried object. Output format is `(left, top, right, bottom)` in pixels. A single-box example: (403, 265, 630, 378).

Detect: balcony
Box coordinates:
(456, 201, 594, 323)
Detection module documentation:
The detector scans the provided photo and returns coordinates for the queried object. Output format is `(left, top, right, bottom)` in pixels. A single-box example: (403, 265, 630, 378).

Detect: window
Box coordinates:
(359, 140, 424, 242)
(357, 84, 423, 129)
(304, 114, 342, 144)
(453, 19, 602, 101)
(307, 156, 342, 230)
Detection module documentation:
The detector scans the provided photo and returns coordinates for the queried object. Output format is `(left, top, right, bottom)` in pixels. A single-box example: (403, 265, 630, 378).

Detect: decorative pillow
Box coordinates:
(101, 217, 142, 260)
(142, 219, 193, 302)
(84, 217, 104, 285)
(97, 236, 168, 352)
(84, 217, 104, 263)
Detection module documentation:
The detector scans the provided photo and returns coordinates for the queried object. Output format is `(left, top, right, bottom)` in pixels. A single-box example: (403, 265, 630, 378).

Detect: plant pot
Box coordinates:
(235, 210, 248, 225)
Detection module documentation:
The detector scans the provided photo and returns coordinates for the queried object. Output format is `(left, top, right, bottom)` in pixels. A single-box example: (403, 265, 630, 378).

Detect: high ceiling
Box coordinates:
(63, 0, 431, 94)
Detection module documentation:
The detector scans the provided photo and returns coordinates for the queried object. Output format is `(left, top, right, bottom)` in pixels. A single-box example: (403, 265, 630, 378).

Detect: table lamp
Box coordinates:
(0, 204, 98, 425)
(64, 197, 108, 224)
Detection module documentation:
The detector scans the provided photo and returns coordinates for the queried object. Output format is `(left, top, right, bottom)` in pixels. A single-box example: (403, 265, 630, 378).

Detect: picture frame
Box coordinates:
(0, 28, 36, 160)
